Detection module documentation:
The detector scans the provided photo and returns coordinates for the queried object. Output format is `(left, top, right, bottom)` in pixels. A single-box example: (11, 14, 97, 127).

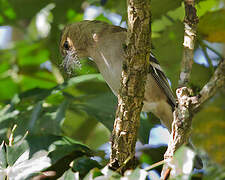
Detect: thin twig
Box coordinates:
(144, 160, 165, 171)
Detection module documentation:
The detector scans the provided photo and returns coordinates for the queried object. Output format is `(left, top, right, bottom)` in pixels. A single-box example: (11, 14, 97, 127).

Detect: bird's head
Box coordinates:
(60, 20, 126, 75)
(60, 21, 92, 75)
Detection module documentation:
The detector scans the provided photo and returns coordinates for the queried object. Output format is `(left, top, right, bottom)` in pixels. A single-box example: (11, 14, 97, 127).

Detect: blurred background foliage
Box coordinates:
(0, 0, 224, 179)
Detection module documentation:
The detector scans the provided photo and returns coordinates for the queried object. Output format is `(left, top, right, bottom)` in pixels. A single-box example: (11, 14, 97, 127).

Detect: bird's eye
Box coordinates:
(63, 41, 70, 50)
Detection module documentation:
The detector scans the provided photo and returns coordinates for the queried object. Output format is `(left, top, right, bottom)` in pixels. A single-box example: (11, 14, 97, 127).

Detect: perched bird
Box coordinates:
(60, 20, 202, 168)
(60, 20, 175, 131)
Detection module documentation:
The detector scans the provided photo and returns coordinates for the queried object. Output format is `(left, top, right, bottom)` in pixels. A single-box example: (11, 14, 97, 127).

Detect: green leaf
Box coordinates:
(77, 92, 116, 131)
(59, 74, 105, 90)
(124, 168, 148, 180)
(84, 123, 110, 149)
(4, 7, 16, 19)
(29, 100, 68, 136)
(196, 0, 221, 17)
(61, 169, 79, 180)
(45, 90, 64, 105)
(0, 77, 19, 101)
(139, 153, 153, 165)
(19, 87, 52, 102)
(6, 139, 29, 166)
(83, 168, 105, 180)
(25, 134, 94, 179)
(72, 156, 102, 178)
(95, 14, 114, 25)
(198, 10, 225, 42)
(0, 105, 19, 122)
(28, 101, 43, 130)
(66, 9, 83, 22)
(152, 0, 182, 20)
(6, 146, 51, 180)
(0, 15, 4, 23)
(190, 63, 212, 91)
(0, 142, 7, 168)
(0, 133, 95, 179)
(17, 42, 49, 66)
(20, 73, 56, 91)
(48, 136, 93, 165)
(102, 0, 127, 18)
(55, 100, 68, 125)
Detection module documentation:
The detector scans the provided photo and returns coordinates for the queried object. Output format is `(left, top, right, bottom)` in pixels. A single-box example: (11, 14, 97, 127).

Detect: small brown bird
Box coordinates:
(59, 20, 202, 168)
(60, 20, 175, 131)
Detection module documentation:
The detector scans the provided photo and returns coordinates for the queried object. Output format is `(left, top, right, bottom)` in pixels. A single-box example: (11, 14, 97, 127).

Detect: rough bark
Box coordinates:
(161, 88, 198, 179)
(109, 0, 151, 174)
(161, 0, 225, 179)
(195, 59, 225, 111)
(162, 0, 198, 179)
(161, 60, 225, 180)
(178, 0, 198, 87)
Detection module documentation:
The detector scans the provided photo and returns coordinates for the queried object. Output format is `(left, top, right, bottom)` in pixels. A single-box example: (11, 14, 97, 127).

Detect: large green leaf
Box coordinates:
(72, 156, 102, 178)
(48, 136, 93, 164)
(0, 134, 94, 179)
(196, 0, 222, 17)
(0, 139, 50, 179)
(190, 63, 212, 91)
(0, 78, 19, 101)
(6, 140, 29, 166)
(198, 10, 225, 42)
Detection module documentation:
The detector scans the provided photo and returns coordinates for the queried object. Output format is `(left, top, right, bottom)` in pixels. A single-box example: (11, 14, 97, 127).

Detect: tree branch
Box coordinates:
(162, 0, 225, 178)
(194, 59, 225, 111)
(109, 0, 151, 174)
(178, 0, 198, 87)
(161, 58, 225, 180)
(162, 0, 199, 179)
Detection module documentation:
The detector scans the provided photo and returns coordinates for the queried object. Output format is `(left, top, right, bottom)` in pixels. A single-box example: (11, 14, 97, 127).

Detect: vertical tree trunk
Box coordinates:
(109, 0, 151, 174)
